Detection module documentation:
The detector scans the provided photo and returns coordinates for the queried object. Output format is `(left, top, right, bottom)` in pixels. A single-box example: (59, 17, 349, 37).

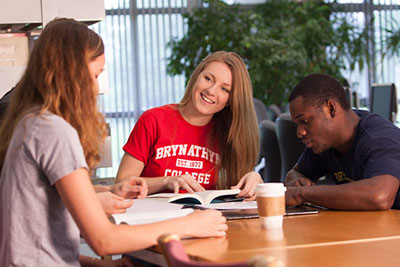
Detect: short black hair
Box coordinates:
(289, 73, 350, 110)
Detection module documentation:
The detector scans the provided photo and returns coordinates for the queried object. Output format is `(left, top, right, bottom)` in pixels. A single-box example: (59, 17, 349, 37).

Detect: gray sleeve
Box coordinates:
(26, 115, 88, 185)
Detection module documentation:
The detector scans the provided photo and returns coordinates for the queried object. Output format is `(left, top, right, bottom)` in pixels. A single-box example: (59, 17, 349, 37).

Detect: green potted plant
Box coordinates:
(166, 0, 368, 107)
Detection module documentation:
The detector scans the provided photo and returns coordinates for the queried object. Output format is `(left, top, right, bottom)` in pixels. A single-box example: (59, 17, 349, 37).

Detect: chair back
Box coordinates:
(344, 86, 352, 107)
(275, 113, 305, 181)
(266, 104, 282, 121)
(370, 83, 397, 122)
(253, 98, 269, 123)
(259, 120, 281, 182)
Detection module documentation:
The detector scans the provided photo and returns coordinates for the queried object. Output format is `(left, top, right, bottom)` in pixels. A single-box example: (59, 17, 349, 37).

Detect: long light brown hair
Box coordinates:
(179, 51, 260, 188)
(0, 18, 106, 170)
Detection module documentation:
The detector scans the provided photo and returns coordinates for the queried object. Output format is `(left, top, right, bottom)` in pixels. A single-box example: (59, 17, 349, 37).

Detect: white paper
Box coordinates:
(111, 198, 191, 225)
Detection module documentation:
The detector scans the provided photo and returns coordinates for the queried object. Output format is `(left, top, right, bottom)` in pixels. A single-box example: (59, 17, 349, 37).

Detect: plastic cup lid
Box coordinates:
(255, 182, 286, 193)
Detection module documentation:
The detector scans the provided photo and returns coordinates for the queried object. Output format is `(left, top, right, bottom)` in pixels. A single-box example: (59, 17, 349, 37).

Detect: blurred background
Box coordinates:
(2, 0, 400, 178)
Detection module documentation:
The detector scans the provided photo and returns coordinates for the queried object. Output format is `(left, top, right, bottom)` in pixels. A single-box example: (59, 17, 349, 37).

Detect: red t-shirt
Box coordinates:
(123, 104, 220, 190)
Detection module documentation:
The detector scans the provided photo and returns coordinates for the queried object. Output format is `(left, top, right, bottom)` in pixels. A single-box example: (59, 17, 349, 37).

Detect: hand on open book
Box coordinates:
(111, 177, 148, 199)
(97, 192, 134, 215)
(231, 171, 263, 200)
(162, 174, 205, 193)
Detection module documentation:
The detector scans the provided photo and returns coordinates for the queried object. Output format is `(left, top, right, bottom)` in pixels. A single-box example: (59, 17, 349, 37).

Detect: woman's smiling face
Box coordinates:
(188, 61, 232, 122)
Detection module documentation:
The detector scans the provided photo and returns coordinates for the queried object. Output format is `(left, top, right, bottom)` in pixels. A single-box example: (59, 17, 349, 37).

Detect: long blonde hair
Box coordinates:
(0, 18, 106, 170)
(180, 51, 260, 188)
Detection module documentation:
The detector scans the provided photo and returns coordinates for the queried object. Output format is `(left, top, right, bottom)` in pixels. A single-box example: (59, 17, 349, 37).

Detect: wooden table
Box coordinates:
(130, 210, 400, 266)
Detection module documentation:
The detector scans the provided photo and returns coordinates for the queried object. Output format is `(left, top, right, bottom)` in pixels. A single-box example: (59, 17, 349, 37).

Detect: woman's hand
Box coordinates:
(181, 210, 227, 238)
(231, 171, 263, 200)
(96, 192, 134, 215)
(111, 177, 148, 199)
(162, 174, 205, 193)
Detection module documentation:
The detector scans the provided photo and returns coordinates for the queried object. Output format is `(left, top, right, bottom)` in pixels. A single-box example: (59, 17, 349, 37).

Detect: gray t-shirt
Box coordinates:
(0, 112, 88, 266)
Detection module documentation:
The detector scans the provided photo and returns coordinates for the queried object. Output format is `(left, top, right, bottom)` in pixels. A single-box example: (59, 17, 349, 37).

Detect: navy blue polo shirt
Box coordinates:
(297, 110, 400, 209)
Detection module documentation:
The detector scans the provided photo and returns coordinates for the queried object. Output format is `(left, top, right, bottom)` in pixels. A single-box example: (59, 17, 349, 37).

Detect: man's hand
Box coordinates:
(111, 177, 148, 199)
(97, 192, 134, 215)
(286, 177, 316, 187)
(231, 171, 263, 200)
(285, 165, 316, 187)
(285, 187, 304, 206)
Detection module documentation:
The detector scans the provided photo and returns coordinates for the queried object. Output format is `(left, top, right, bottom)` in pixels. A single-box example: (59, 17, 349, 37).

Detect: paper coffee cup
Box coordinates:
(265, 228, 284, 241)
(256, 183, 286, 229)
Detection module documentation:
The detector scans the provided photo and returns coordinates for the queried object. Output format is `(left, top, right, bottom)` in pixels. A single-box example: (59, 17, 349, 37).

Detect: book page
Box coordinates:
(110, 198, 192, 225)
(194, 189, 241, 204)
(125, 198, 184, 212)
(112, 209, 194, 225)
(147, 193, 202, 204)
(147, 189, 241, 204)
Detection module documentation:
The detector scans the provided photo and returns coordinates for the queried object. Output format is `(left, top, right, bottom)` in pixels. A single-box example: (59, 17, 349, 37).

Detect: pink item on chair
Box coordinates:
(157, 234, 277, 267)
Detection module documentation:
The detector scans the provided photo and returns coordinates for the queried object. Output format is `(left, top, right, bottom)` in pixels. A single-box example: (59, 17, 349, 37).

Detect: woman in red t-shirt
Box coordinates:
(117, 51, 262, 199)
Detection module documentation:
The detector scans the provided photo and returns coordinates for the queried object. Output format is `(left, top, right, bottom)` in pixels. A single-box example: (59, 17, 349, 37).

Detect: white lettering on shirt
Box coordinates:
(201, 147, 208, 160)
(178, 144, 187, 155)
(171, 145, 179, 156)
(164, 169, 211, 184)
(155, 144, 219, 164)
(176, 159, 203, 169)
(187, 145, 195, 157)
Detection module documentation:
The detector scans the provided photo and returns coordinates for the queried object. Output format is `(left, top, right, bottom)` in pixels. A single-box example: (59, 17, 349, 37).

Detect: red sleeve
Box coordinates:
(123, 111, 157, 165)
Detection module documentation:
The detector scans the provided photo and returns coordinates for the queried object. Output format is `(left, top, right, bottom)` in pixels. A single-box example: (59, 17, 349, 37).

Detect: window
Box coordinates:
(93, 0, 400, 177)
(92, 0, 190, 177)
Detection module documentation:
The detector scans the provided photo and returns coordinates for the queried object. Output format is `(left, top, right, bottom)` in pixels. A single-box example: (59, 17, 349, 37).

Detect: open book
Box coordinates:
(110, 198, 193, 225)
(147, 189, 241, 205)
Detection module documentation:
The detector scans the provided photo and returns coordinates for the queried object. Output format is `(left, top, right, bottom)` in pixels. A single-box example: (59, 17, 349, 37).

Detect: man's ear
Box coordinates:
(325, 99, 336, 118)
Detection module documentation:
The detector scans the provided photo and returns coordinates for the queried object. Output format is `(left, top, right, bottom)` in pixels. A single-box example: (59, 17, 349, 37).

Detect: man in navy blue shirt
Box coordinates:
(285, 73, 400, 210)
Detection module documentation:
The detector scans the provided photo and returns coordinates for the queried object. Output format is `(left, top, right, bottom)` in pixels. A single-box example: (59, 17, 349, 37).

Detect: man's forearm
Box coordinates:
(287, 175, 399, 210)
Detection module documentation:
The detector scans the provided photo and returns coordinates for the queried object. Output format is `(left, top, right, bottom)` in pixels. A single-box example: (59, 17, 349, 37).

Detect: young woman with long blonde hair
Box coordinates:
(0, 18, 227, 267)
(117, 51, 262, 198)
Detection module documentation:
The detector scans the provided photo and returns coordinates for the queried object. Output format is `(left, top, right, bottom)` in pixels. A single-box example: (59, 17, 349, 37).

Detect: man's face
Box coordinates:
(289, 96, 334, 154)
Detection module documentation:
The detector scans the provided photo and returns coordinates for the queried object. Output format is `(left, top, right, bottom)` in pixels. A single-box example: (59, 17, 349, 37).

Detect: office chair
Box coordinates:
(352, 91, 360, 108)
(370, 83, 398, 123)
(344, 86, 352, 107)
(259, 120, 281, 182)
(253, 98, 269, 123)
(253, 98, 269, 175)
(157, 234, 277, 267)
(275, 113, 305, 181)
(266, 104, 282, 121)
